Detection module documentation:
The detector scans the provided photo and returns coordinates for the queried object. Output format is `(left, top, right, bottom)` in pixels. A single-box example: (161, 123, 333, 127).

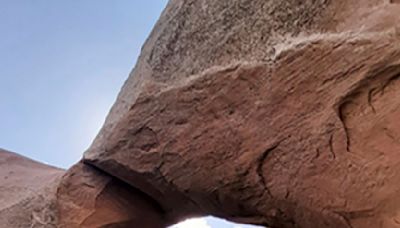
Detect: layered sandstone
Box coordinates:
(2, 0, 400, 227)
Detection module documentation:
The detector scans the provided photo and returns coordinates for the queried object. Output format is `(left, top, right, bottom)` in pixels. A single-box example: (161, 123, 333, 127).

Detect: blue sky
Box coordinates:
(0, 1, 260, 228)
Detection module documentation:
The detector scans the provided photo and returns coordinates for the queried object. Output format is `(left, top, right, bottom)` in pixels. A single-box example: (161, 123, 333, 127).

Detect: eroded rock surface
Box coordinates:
(83, 0, 400, 227)
(0, 149, 167, 228)
(0, 149, 62, 227)
(84, 33, 400, 227)
(2, 0, 400, 227)
(57, 162, 167, 228)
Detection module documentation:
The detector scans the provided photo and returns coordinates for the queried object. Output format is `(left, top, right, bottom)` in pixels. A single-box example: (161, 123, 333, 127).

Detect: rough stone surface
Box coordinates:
(0, 149, 167, 228)
(0, 149, 62, 227)
(2, 0, 400, 227)
(84, 0, 400, 227)
(57, 162, 167, 228)
(85, 33, 400, 227)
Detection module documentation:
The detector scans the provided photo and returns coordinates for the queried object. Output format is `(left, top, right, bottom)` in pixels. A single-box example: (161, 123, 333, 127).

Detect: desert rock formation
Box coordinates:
(0, 149, 62, 227)
(2, 0, 400, 227)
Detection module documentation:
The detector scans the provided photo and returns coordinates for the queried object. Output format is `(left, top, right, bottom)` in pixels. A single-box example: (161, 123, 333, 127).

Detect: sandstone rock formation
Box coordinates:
(0, 149, 62, 227)
(2, 0, 400, 227)
(57, 162, 166, 228)
(0, 149, 167, 228)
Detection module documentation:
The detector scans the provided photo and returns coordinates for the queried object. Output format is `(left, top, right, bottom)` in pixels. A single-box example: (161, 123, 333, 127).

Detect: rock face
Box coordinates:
(57, 162, 166, 228)
(0, 149, 62, 227)
(2, 0, 400, 227)
(0, 149, 167, 228)
(84, 34, 400, 227)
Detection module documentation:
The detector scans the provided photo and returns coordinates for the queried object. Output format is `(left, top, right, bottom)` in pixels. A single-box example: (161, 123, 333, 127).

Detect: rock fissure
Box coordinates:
(256, 141, 283, 198)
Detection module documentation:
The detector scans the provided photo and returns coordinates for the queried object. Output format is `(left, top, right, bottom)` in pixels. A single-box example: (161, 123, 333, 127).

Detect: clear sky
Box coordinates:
(0, 1, 260, 228)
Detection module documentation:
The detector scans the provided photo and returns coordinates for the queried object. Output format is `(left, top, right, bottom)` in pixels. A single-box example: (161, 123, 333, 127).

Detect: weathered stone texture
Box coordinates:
(2, 0, 400, 227)
(0, 149, 62, 227)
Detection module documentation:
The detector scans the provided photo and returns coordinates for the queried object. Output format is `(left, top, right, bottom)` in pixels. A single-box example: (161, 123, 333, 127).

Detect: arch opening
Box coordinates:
(170, 216, 264, 228)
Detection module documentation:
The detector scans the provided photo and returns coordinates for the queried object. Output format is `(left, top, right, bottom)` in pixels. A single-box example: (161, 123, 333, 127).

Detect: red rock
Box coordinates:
(83, 0, 400, 227)
(0, 149, 166, 228)
(2, 0, 400, 227)
(84, 33, 400, 227)
(57, 162, 167, 228)
(0, 149, 62, 227)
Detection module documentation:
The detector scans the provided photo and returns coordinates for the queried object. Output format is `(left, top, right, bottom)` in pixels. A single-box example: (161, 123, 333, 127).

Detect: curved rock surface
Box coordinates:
(0, 149, 166, 228)
(85, 33, 400, 227)
(0, 149, 62, 227)
(2, 0, 400, 227)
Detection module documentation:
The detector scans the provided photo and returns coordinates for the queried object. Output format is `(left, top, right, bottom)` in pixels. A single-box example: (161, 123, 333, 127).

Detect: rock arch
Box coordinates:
(2, 0, 400, 227)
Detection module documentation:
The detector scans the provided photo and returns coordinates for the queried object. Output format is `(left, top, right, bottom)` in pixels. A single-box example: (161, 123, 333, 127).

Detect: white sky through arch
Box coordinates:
(170, 217, 263, 228)
(170, 218, 211, 228)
